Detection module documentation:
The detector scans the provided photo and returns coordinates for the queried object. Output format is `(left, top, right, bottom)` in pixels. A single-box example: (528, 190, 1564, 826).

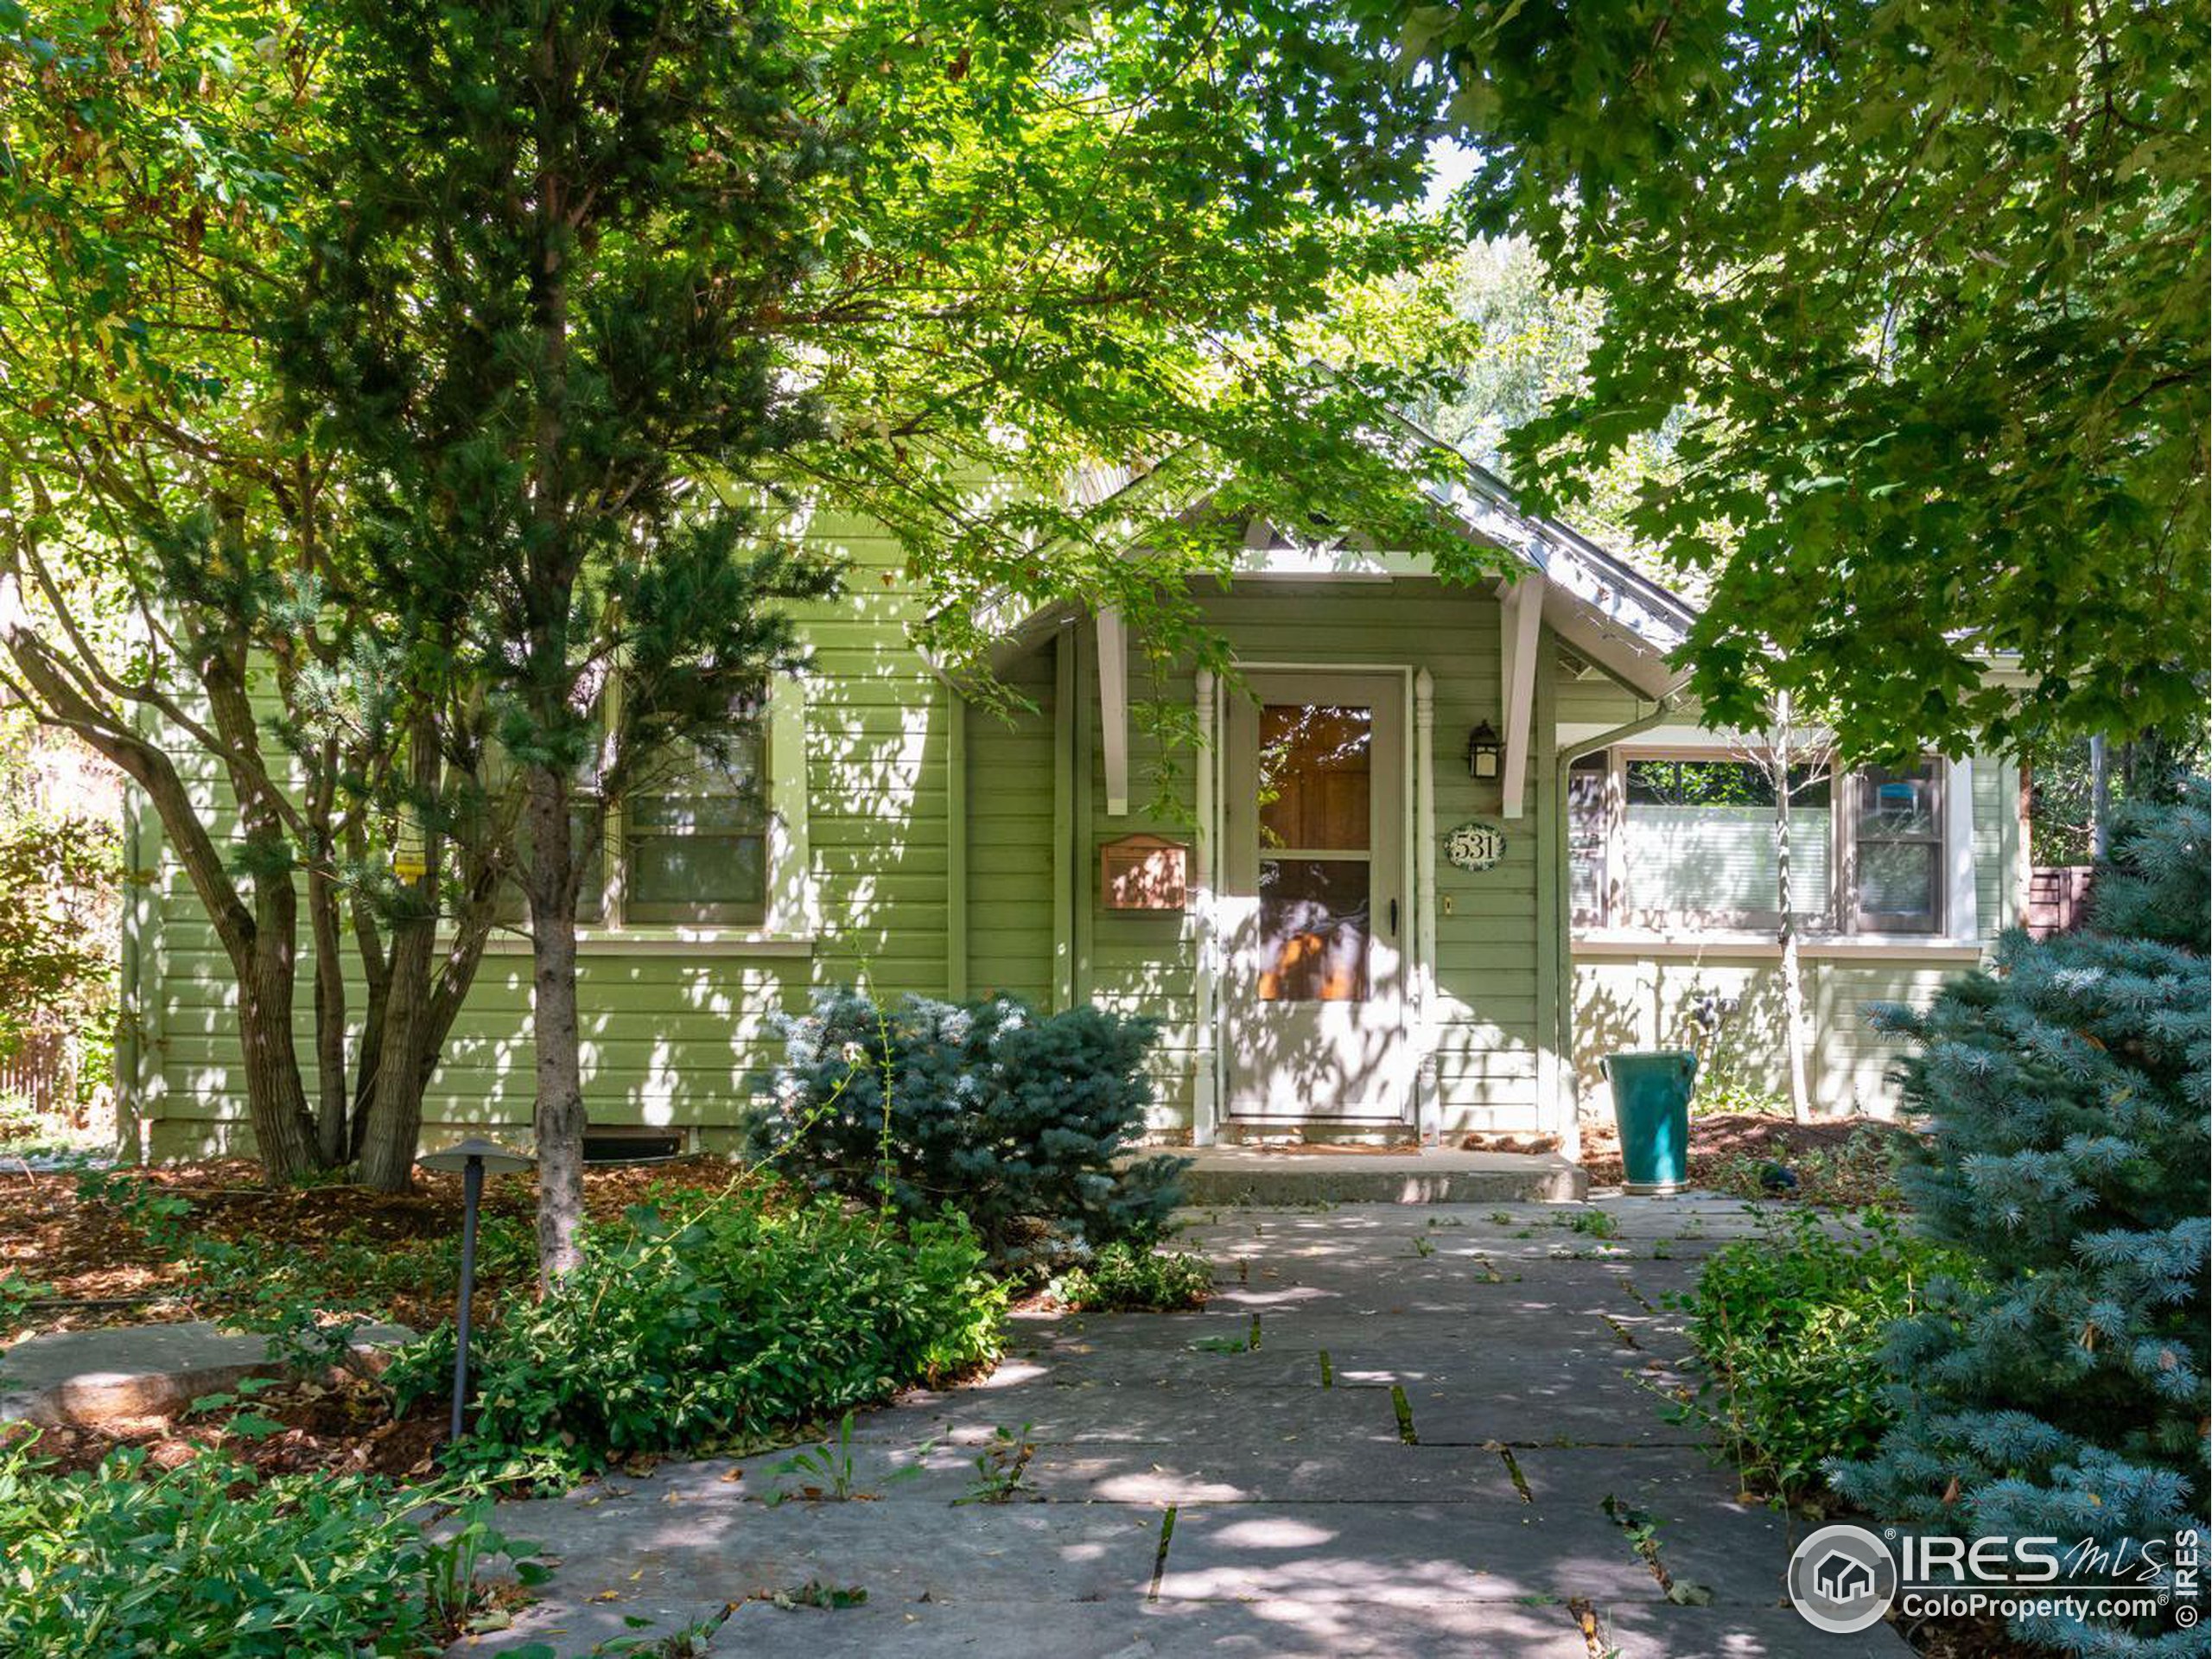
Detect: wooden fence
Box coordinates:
(0, 1024, 92, 1123)
(2025, 865, 2095, 940)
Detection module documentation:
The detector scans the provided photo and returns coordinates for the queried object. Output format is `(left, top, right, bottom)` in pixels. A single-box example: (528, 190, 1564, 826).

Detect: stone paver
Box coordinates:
(448, 1200, 1907, 1658)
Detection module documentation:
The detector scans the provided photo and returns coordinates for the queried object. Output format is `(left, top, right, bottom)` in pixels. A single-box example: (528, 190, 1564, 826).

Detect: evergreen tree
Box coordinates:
(1834, 785, 2210, 1658)
(286, 0, 843, 1281)
(281, 0, 1487, 1281)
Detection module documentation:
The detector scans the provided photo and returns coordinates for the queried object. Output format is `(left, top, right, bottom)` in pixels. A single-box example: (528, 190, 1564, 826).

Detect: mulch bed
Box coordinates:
(1, 1156, 769, 1483)
(0, 1155, 754, 1338)
(1578, 1111, 1919, 1198)
(3, 1376, 450, 1482)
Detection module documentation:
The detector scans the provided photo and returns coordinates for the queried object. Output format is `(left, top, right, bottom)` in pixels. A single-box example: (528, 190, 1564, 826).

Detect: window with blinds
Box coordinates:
(1620, 759, 1833, 930)
(1570, 753, 1835, 931)
(623, 715, 768, 926)
(1569, 749, 1948, 937)
(493, 688, 769, 931)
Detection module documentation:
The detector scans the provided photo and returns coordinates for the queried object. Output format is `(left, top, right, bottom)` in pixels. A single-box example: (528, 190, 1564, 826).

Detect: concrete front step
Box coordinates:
(1174, 1147, 1587, 1206)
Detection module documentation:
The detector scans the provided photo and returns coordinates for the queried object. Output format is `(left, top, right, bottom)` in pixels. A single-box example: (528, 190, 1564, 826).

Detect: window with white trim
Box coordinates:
(497, 686, 774, 932)
(623, 709, 768, 926)
(1570, 748, 1949, 937)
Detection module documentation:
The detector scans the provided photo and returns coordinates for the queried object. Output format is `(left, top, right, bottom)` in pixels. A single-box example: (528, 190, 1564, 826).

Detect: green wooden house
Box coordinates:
(118, 464, 2026, 1162)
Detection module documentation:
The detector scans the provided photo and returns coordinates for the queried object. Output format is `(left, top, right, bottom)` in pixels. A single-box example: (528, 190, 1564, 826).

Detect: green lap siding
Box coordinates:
(963, 646, 1058, 1007)
(124, 503, 2019, 1158)
(136, 507, 966, 1159)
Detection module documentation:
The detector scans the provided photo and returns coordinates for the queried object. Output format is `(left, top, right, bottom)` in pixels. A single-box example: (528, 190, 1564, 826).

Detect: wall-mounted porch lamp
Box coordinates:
(1465, 721, 1503, 780)
(417, 1136, 534, 1443)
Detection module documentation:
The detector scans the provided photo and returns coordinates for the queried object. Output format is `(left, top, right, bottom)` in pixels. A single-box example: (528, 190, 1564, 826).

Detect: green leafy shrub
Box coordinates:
(1679, 1210, 1973, 1503)
(1688, 1077, 1789, 1117)
(391, 1192, 1005, 1482)
(748, 988, 1189, 1265)
(1833, 786, 2209, 1658)
(1050, 1243, 1213, 1312)
(0, 1439, 538, 1656)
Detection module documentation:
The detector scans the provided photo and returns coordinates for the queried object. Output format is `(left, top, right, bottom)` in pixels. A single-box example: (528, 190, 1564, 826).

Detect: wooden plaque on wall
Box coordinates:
(1099, 833, 1190, 911)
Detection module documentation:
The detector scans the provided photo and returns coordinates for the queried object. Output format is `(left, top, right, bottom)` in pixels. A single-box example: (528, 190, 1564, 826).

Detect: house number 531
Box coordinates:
(1445, 820, 1506, 871)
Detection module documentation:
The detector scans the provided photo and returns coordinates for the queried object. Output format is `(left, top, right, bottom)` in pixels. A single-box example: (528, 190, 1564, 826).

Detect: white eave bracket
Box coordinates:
(1500, 574, 1544, 818)
(1098, 607, 1129, 817)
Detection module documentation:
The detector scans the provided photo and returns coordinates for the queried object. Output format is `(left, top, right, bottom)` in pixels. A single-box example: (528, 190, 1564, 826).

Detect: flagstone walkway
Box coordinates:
(450, 1198, 1914, 1657)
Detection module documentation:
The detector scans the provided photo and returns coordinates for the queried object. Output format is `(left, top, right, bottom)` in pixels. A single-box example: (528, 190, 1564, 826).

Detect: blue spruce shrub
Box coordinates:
(1833, 783, 2209, 1657)
(747, 988, 1188, 1266)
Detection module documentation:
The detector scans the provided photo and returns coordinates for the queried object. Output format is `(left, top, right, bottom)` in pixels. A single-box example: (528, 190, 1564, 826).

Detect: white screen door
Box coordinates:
(1222, 671, 1408, 1122)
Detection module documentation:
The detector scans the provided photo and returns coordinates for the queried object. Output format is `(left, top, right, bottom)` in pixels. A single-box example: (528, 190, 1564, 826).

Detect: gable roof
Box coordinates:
(1419, 453, 1694, 701)
(954, 431, 1696, 702)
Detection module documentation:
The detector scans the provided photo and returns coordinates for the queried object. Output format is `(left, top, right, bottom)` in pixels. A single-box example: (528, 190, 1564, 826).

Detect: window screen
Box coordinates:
(623, 715, 768, 925)
(1853, 761, 1942, 932)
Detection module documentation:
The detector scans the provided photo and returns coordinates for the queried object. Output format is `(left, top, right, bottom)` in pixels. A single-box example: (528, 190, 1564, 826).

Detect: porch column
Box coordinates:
(1414, 667, 1440, 1145)
(1097, 607, 1129, 817)
(1192, 668, 1218, 1147)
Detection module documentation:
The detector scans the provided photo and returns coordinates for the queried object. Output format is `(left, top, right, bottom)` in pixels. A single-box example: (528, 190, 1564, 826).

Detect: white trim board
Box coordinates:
(1573, 934, 1984, 963)
(1556, 721, 1798, 750)
(1499, 575, 1544, 818)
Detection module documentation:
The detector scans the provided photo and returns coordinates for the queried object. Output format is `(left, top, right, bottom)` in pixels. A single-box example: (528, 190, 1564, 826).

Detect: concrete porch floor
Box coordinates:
(1173, 1145, 1587, 1206)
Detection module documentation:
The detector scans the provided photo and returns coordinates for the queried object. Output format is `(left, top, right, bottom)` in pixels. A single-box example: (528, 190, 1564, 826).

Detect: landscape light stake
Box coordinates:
(417, 1137, 535, 1443)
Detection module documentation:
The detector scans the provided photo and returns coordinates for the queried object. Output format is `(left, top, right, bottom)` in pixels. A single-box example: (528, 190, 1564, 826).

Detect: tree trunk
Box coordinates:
(2089, 734, 2111, 859)
(357, 721, 447, 1192)
(525, 764, 587, 1288)
(1778, 923, 1814, 1126)
(357, 921, 434, 1192)
(242, 938, 322, 1179)
(308, 855, 351, 1166)
(1772, 695, 1815, 1126)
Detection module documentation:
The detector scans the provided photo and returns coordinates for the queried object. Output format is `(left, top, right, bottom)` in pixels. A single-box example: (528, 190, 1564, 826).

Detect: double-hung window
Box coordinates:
(498, 688, 772, 931)
(622, 708, 768, 927)
(1850, 760, 1943, 933)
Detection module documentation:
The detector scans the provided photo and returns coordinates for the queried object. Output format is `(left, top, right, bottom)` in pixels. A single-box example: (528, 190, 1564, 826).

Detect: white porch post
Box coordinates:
(1500, 575, 1544, 819)
(1097, 607, 1129, 817)
(1414, 668, 1440, 1144)
(1945, 755, 1979, 943)
(1192, 668, 1219, 1147)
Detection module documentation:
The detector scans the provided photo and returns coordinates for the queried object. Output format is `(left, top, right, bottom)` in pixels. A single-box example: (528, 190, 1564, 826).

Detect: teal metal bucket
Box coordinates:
(1602, 1051, 1697, 1195)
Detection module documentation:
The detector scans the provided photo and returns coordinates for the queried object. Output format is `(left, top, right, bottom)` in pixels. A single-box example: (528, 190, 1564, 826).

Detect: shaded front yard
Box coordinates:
(0, 1156, 751, 1342)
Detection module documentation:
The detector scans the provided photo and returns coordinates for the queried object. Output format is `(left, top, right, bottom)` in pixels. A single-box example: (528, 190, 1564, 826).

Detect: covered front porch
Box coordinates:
(954, 481, 1694, 1158)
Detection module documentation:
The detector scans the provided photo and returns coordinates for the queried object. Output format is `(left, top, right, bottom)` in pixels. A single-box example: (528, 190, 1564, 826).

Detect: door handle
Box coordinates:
(1389, 898, 1399, 937)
